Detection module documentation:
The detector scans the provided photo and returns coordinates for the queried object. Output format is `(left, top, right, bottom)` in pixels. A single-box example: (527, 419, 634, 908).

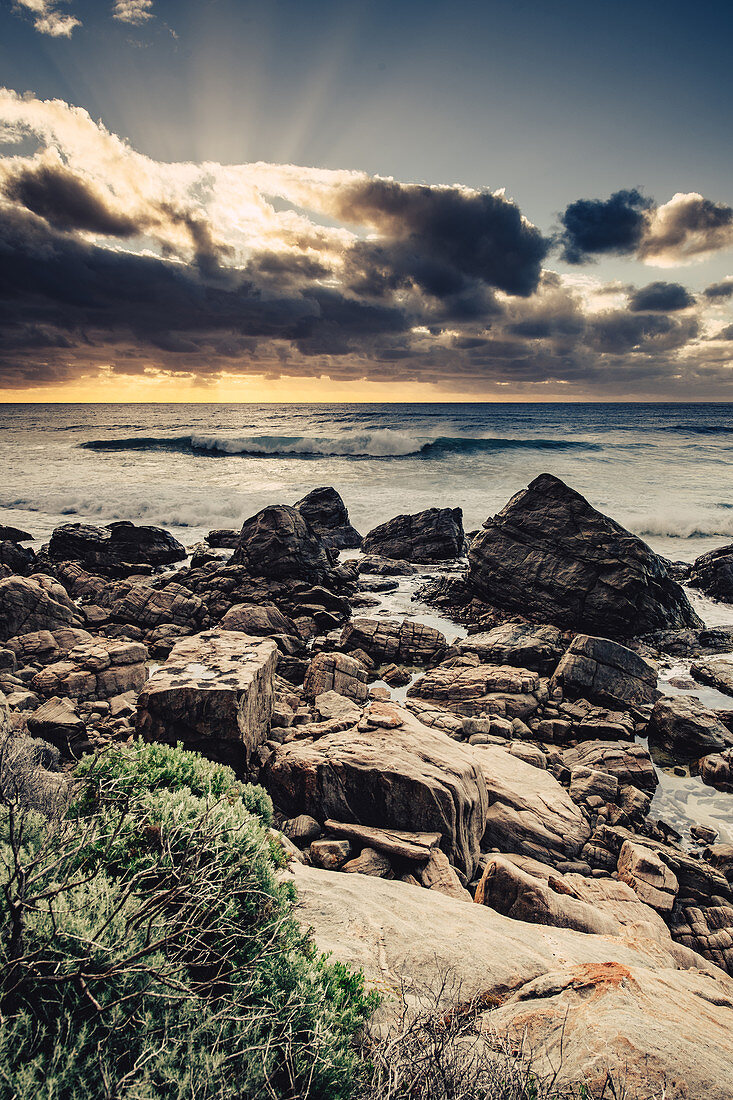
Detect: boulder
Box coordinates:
(136, 629, 278, 767)
(340, 617, 447, 665)
(408, 662, 543, 718)
(294, 487, 362, 550)
(309, 839, 352, 870)
(219, 602, 302, 652)
(562, 740, 658, 792)
(48, 521, 186, 575)
(31, 637, 147, 700)
(551, 634, 658, 710)
(5, 627, 94, 665)
(358, 555, 417, 576)
(691, 656, 733, 698)
(417, 848, 472, 901)
(455, 622, 565, 674)
(205, 529, 240, 549)
(698, 747, 733, 792)
(669, 901, 733, 975)
(467, 473, 702, 637)
(110, 582, 208, 632)
(26, 696, 86, 754)
(472, 743, 590, 863)
(362, 507, 464, 562)
(291, 862, 733, 1100)
(688, 543, 733, 604)
(617, 840, 679, 912)
(0, 575, 84, 641)
(230, 505, 335, 582)
(264, 704, 488, 876)
(341, 848, 393, 877)
(303, 652, 368, 704)
(476, 854, 674, 945)
(0, 540, 35, 576)
(0, 525, 33, 542)
(647, 695, 733, 762)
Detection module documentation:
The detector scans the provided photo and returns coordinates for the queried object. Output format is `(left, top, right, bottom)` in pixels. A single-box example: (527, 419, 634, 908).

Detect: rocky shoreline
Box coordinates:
(1, 476, 733, 1097)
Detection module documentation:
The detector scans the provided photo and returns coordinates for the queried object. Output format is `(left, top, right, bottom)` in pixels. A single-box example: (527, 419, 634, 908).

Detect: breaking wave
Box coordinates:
(81, 431, 602, 459)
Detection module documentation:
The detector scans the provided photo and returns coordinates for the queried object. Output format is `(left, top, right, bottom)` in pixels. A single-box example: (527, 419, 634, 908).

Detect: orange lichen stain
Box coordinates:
(570, 962, 635, 994)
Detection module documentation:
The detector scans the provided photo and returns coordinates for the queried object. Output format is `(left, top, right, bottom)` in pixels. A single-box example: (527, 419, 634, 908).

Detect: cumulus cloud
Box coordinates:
(557, 189, 653, 264)
(0, 89, 729, 398)
(112, 1, 154, 24)
(704, 278, 733, 301)
(12, 0, 80, 37)
(628, 281, 694, 312)
(557, 188, 733, 268)
(640, 192, 733, 264)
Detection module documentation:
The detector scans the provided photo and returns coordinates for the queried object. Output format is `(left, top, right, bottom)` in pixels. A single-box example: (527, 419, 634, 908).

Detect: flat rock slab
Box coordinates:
(562, 740, 659, 792)
(291, 862, 733, 1100)
(551, 633, 658, 710)
(265, 704, 488, 876)
(471, 743, 591, 863)
(324, 820, 442, 861)
(455, 622, 566, 674)
(136, 629, 278, 767)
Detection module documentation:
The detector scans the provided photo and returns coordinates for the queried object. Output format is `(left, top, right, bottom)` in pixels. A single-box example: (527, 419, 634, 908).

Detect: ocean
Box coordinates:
(1, 401, 731, 565)
(2, 399, 732, 840)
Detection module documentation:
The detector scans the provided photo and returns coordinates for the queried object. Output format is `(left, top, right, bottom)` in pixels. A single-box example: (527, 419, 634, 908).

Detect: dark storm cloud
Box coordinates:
(704, 278, 733, 301)
(0, 204, 409, 382)
(329, 179, 549, 297)
(628, 281, 694, 312)
(587, 310, 698, 355)
(2, 160, 140, 236)
(557, 189, 653, 263)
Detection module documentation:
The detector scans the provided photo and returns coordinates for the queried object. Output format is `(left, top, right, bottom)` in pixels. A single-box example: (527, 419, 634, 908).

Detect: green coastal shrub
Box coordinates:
(0, 741, 376, 1100)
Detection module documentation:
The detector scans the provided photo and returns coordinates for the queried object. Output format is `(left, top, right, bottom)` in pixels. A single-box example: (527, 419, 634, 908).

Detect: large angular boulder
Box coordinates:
(647, 695, 733, 762)
(230, 505, 335, 582)
(698, 747, 733, 792)
(265, 703, 488, 876)
(455, 622, 565, 674)
(467, 474, 702, 637)
(362, 507, 464, 562)
(472, 743, 591, 863)
(551, 634, 658, 710)
(294, 487, 362, 550)
(219, 602, 302, 653)
(0, 575, 84, 641)
(292, 862, 733, 1100)
(340, 617, 447, 665)
(617, 840, 679, 913)
(688, 543, 733, 604)
(31, 638, 147, 700)
(48, 521, 186, 576)
(136, 629, 278, 767)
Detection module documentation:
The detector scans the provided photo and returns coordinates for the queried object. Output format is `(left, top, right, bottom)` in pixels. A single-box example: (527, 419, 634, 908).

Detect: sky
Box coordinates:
(0, 0, 731, 402)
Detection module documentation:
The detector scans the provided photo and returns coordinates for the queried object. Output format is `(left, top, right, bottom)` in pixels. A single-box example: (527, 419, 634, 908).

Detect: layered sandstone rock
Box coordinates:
(551, 634, 658, 710)
(265, 704, 488, 876)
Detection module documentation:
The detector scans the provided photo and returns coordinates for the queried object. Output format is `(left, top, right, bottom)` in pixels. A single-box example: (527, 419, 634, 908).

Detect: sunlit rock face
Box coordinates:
(467, 473, 702, 637)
